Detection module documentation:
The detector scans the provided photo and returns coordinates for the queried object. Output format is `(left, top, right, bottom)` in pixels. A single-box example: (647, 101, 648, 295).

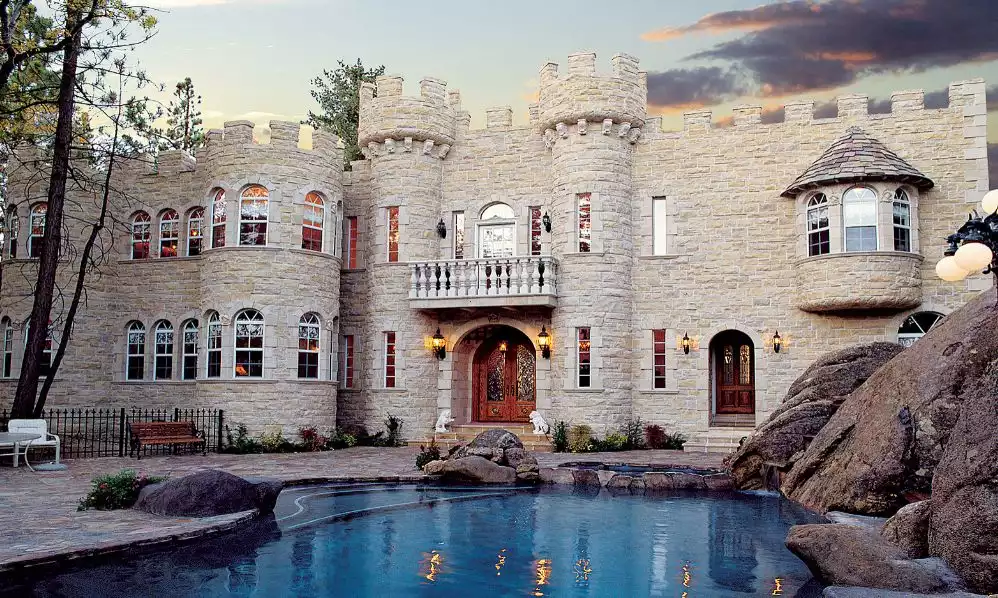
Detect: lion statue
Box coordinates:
(529, 410, 550, 435)
(434, 410, 455, 433)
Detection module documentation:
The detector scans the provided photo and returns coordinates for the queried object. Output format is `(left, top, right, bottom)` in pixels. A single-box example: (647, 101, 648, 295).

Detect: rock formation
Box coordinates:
(425, 428, 540, 483)
(134, 469, 283, 517)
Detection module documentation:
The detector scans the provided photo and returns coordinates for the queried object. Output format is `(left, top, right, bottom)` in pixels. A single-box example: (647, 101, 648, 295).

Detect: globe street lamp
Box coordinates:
(936, 189, 998, 303)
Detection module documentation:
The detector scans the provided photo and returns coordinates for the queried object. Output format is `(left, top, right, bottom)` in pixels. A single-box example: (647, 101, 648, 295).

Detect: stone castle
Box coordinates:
(0, 52, 990, 451)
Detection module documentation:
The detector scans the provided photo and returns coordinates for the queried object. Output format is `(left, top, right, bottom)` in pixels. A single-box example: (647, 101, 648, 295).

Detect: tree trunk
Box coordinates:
(10, 10, 81, 417)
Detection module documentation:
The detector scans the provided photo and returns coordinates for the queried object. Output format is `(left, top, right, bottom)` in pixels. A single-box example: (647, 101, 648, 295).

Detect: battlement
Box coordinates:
(358, 74, 458, 151)
(537, 52, 647, 131)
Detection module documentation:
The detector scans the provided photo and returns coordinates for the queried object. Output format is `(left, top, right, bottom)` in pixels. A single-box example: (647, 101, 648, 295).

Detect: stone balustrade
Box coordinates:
(408, 256, 559, 309)
(792, 252, 923, 313)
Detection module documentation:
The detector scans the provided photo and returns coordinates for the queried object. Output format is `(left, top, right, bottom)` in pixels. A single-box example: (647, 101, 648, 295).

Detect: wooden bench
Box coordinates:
(128, 421, 206, 459)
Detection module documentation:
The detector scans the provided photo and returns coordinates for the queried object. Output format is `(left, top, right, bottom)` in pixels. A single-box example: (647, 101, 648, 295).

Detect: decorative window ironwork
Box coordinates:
(126, 321, 145, 380)
(893, 189, 911, 252)
(7, 208, 18, 258)
(577, 327, 591, 388)
(154, 320, 174, 380)
(131, 212, 150, 259)
(453, 211, 465, 259)
(340, 334, 354, 389)
(187, 208, 204, 256)
(723, 346, 734, 384)
(159, 210, 180, 258)
(479, 223, 515, 259)
(302, 192, 324, 252)
(577, 193, 591, 253)
(384, 331, 396, 387)
(345, 216, 358, 268)
(182, 319, 198, 380)
(486, 348, 504, 403)
(481, 203, 514, 220)
(387, 206, 399, 262)
(653, 329, 667, 389)
(211, 189, 226, 249)
(516, 344, 535, 401)
(807, 193, 830, 256)
(530, 207, 542, 256)
(206, 311, 222, 378)
(739, 345, 752, 385)
(898, 311, 944, 347)
(1, 318, 12, 378)
(298, 313, 321, 379)
(843, 186, 878, 252)
(652, 197, 668, 256)
(28, 203, 46, 258)
(239, 186, 269, 246)
(234, 309, 264, 378)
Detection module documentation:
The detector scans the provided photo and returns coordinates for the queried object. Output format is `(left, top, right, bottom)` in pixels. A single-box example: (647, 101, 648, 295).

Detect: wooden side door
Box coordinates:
(715, 338, 755, 414)
(474, 337, 535, 422)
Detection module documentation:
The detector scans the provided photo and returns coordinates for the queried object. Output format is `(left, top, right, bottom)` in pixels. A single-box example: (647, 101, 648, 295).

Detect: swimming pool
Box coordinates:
(3, 483, 824, 597)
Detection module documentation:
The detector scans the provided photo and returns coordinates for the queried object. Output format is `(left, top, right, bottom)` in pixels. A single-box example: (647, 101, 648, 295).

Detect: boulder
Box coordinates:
(437, 456, 516, 484)
(644, 471, 708, 491)
(515, 454, 540, 483)
(539, 468, 575, 485)
(572, 469, 601, 487)
(881, 500, 931, 558)
(452, 429, 523, 460)
(785, 524, 962, 593)
(423, 459, 447, 475)
(782, 292, 998, 515)
(822, 588, 985, 598)
(134, 469, 283, 517)
(727, 343, 903, 489)
(929, 360, 998, 594)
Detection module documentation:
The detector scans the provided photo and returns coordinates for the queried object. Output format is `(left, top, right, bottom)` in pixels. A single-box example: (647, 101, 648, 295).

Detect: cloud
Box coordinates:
(641, 1, 821, 41)
(646, 66, 747, 110)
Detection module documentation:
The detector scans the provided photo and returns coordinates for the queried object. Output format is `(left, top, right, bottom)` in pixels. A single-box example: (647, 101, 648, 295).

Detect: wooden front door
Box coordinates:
(474, 334, 536, 422)
(713, 332, 755, 414)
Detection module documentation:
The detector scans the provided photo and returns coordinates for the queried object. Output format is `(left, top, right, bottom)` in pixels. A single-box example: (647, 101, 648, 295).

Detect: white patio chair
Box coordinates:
(7, 419, 60, 465)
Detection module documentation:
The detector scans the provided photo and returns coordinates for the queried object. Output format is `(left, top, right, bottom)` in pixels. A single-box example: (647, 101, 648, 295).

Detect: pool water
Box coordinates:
(3, 484, 824, 597)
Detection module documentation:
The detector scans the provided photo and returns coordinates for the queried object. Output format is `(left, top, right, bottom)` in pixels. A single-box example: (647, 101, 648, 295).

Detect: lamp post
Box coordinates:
(935, 189, 998, 305)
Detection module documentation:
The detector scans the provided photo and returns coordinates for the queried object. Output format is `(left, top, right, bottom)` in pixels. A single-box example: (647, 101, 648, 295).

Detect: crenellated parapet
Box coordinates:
(357, 75, 458, 158)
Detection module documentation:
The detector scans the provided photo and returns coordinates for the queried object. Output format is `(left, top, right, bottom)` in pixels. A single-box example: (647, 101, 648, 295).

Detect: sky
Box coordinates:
(134, 0, 998, 181)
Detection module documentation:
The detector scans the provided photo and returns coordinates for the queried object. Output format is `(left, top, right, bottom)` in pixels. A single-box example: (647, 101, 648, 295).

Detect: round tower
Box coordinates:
(539, 52, 646, 430)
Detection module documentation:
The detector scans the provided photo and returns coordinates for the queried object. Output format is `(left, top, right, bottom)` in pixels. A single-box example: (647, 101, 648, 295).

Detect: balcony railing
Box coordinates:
(409, 256, 558, 308)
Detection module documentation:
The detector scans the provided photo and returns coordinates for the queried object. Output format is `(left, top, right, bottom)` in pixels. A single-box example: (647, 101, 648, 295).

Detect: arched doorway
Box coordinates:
(711, 330, 755, 415)
(472, 326, 536, 422)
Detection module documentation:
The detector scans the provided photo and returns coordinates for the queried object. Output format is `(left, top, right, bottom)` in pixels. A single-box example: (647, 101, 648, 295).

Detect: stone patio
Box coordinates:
(0, 447, 724, 572)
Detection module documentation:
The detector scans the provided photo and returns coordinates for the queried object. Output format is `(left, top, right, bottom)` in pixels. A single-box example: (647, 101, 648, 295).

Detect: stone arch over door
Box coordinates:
(472, 326, 536, 423)
(708, 329, 757, 419)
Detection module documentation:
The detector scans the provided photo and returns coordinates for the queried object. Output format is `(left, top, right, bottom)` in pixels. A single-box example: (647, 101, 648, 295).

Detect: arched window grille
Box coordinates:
(211, 189, 227, 249)
(159, 210, 180, 257)
(302, 192, 324, 252)
(806, 193, 830, 256)
(28, 203, 47, 258)
(480, 203, 515, 220)
(187, 207, 204, 256)
(1, 318, 12, 378)
(126, 321, 146, 380)
(298, 313, 321, 379)
(898, 311, 944, 347)
(239, 186, 269, 246)
(892, 189, 911, 252)
(234, 309, 264, 377)
(843, 187, 878, 252)
(131, 212, 151, 259)
(206, 311, 222, 378)
(182, 319, 199, 380)
(154, 320, 174, 380)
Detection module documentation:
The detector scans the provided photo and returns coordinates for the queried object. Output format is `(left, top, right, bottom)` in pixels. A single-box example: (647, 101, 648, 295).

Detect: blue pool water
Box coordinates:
(3, 484, 824, 597)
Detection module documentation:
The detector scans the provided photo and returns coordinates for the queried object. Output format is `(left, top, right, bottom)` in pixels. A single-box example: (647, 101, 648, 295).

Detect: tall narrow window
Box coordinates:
(182, 319, 199, 380)
(384, 331, 396, 388)
(577, 327, 591, 387)
(206, 311, 221, 378)
(126, 321, 145, 380)
(653, 329, 667, 389)
(893, 189, 911, 252)
(302, 192, 324, 252)
(652, 197, 668, 256)
(234, 309, 264, 378)
(131, 212, 151, 259)
(154, 320, 174, 380)
(387, 206, 399, 262)
(577, 193, 591, 253)
(28, 203, 47, 258)
(211, 189, 226, 249)
(239, 186, 269, 246)
(7, 208, 18, 259)
(529, 207, 542, 256)
(1, 318, 12, 378)
(453, 211, 465, 259)
(807, 194, 830, 256)
(340, 334, 355, 389)
(187, 207, 204, 256)
(345, 216, 359, 268)
(159, 210, 180, 257)
(298, 313, 320, 379)
(843, 187, 878, 252)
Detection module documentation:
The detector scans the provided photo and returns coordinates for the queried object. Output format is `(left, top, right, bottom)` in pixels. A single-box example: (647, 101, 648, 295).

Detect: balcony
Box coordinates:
(409, 256, 558, 309)
(792, 251, 923, 313)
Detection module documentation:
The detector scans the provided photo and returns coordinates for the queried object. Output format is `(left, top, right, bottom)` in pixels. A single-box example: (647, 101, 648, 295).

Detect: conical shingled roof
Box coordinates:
(781, 127, 934, 198)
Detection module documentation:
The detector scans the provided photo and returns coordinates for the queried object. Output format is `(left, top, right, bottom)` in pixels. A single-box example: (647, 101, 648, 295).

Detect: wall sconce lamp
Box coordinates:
(537, 326, 551, 359)
(681, 332, 691, 355)
(498, 340, 509, 354)
(431, 328, 446, 360)
(772, 330, 783, 354)
(542, 211, 552, 233)
(436, 219, 447, 239)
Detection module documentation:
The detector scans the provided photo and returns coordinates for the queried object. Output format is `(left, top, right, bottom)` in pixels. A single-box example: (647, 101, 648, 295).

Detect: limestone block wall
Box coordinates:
(793, 253, 924, 312)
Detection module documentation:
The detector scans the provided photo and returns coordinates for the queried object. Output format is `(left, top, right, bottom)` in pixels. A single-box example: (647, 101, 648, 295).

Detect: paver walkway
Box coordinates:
(0, 447, 725, 571)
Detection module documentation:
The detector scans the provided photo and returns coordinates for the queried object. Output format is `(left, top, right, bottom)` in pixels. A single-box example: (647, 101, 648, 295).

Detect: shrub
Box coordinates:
(645, 424, 687, 450)
(552, 420, 569, 453)
(78, 469, 165, 511)
(340, 424, 384, 447)
(416, 440, 442, 470)
(260, 430, 296, 453)
(222, 424, 262, 454)
(568, 424, 594, 453)
(384, 413, 405, 448)
(600, 432, 628, 451)
(662, 432, 687, 450)
(622, 417, 645, 450)
(326, 429, 357, 449)
(298, 426, 328, 452)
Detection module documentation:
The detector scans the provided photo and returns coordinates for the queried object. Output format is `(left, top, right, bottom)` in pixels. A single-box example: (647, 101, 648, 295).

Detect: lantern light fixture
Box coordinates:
(498, 340, 508, 354)
(772, 330, 783, 354)
(983, 189, 998, 215)
(436, 219, 447, 239)
(542, 211, 552, 233)
(537, 326, 551, 359)
(431, 328, 446, 360)
(935, 203, 998, 304)
(681, 332, 691, 355)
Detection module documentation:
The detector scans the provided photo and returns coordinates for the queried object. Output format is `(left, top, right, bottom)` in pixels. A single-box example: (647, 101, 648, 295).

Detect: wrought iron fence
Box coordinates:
(0, 407, 224, 459)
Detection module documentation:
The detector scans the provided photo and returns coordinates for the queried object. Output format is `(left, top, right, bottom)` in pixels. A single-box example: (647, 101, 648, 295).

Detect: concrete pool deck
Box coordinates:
(0, 448, 725, 572)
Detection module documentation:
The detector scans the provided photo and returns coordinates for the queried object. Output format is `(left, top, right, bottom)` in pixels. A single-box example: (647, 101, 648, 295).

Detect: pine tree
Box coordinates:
(163, 77, 204, 155)
(305, 59, 385, 169)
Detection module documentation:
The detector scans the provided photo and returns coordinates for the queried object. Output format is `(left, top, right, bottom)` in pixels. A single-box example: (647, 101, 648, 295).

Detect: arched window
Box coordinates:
(7, 208, 18, 259)
(302, 192, 324, 252)
(898, 311, 944, 348)
(1, 317, 12, 378)
(131, 212, 151, 259)
(205, 311, 222, 378)
(234, 309, 264, 377)
(182, 319, 199, 380)
(187, 207, 204, 256)
(843, 187, 878, 252)
(892, 189, 911, 252)
(211, 189, 226, 249)
(239, 186, 268, 246)
(126, 321, 145, 380)
(478, 202, 516, 259)
(23, 320, 53, 376)
(806, 193, 830, 256)
(153, 320, 174, 380)
(28, 203, 47, 258)
(298, 313, 320, 379)
(480, 203, 515, 220)
(159, 210, 180, 258)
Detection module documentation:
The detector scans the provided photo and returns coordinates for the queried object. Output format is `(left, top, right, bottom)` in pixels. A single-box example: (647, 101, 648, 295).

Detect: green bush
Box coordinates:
(552, 421, 569, 453)
(326, 429, 358, 449)
(260, 430, 296, 453)
(384, 413, 405, 448)
(78, 469, 165, 511)
(568, 424, 594, 453)
(622, 417, 645, 450)
(600, 432, 628, 451)
(339, 424, 384, 447)
(222, 424, 262, 454)
(416, 440, 441, 470)
(662, 432, 687, 450)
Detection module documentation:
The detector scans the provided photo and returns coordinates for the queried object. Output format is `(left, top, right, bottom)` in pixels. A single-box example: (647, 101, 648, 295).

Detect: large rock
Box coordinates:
(881, 500, 931, 558)
(782, 292, 998, 515)
(786, 524, 962, 593)
(728, 343, 903, 489)
(929, 360, 998, 594)
(134, 469, 283, 517)
(451, 429, 523, 461)
(438, 456, 516, 484)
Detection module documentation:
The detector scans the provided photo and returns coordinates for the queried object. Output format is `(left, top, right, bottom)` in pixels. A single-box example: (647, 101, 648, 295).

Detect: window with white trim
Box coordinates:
(187, 208, 204, 256)
(893, 189, 911, 252)
(653, 329, 667, 389)
(28, 203, 47, 258)
(652, 197, 668, 256)
(234, 309, 264, 377)
(159, 210, 180, 258)
(126, 321, 145, 380)
(206, 311, 221, 378)
(529, 207, 542, 256)
(577, 193, 591, 253)
(298, 313, 320, 379)
(7, 208, 18, 259)
(577, 327, 591, 388)
(154, 320, 174, 380)
(239, 186, 269, 246)
(1, 318, 12, 378)
(211, 189, 226, 249)
(384, 331, 396, 388)
(843, 187, 878, 252)
(345, 216, 358, 268)
(302, 192, 324, 252)
(807, 193, 830, 256)
(182, 319, 199, 380)
(387, 206, 399, 262)
(453, 211, 465, 259)
(131, 212, 151, 259)
(898, 311, 943, 347)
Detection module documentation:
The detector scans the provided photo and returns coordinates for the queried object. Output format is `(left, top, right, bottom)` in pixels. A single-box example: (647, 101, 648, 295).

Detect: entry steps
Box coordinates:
(407, 423, 554, 453)
(684, 426, 754, 455)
